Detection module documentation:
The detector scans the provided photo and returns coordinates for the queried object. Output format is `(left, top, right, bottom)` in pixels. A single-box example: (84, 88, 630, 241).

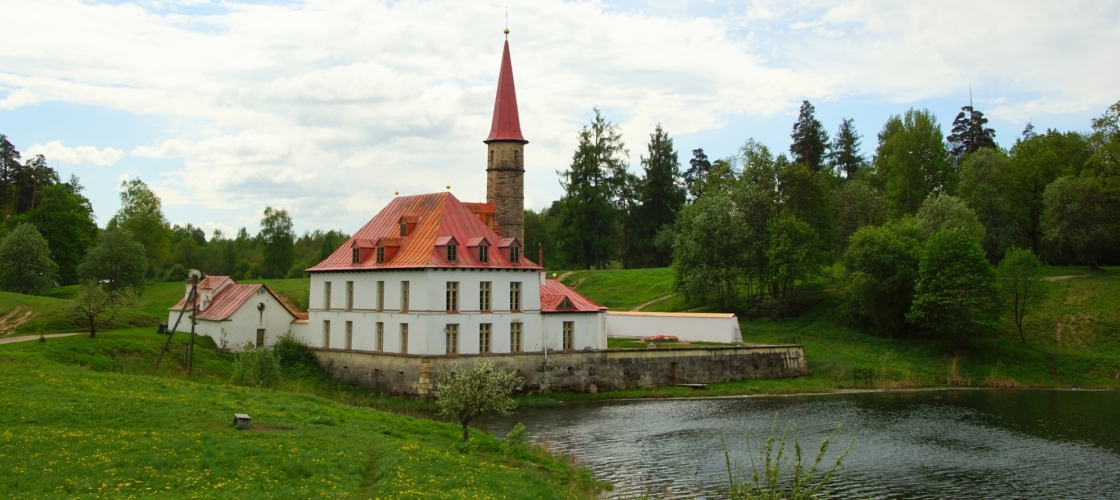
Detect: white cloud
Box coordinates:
(24, 141, 125, 166)
(1, 0, 1117, 231)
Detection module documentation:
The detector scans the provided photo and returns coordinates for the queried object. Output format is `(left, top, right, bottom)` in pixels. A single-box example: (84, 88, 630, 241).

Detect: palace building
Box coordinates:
(295, 34, 608, 356)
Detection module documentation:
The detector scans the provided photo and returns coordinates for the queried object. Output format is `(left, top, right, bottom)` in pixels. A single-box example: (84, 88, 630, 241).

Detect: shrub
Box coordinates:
(230, 343, 282, 388)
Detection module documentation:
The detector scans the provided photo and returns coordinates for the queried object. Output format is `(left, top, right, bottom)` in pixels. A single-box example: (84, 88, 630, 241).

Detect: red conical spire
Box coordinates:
(484, 37, 528, 144)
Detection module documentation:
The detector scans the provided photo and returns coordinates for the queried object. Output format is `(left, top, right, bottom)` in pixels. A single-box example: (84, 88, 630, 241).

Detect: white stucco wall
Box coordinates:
(307, 269, 604, 355)
(605, 312, 742, 343)
(166, 287, 299, 352)
(542, 313, 607, 351)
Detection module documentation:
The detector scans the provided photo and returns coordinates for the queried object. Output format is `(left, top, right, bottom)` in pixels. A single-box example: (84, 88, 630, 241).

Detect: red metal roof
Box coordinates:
(484, 40, 527, 144)
(168, 277, 300, 322)
(540, 280, 607, 313)
(308, 192, 541, 272)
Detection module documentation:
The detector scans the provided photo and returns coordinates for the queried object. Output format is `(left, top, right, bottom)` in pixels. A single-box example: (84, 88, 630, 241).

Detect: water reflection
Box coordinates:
(483, 390, 1120, 499)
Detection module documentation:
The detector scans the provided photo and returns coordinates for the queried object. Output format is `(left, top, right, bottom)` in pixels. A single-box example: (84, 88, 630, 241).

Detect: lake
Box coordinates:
(483, 389, 1120, 499)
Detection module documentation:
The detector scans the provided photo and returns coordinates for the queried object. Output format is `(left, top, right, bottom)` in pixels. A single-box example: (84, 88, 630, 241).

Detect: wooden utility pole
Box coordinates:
(155, 271, 200, 370)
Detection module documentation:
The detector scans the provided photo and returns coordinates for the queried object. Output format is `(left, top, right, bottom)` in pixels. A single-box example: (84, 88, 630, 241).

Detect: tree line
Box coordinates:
(527, 99, 1120, 349)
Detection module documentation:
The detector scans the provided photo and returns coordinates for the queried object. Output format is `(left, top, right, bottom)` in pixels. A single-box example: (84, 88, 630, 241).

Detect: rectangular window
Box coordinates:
(376, 246, 385, 263)
(479, 245, 489, 263)
(510, 322, 523, 352)
(446, 281, 459, 312)
(376, 322, 384, 352)
(346, 281, 354, 311)
(324, 282, 332, 311)
(345, 321, 353, 350)
(480, 281, 491, 312)
(400, 222, 407, 236)
(351, 247, 359, 264)
(448, 244, 458, 262)
(510, 246, 520, 263)
(563, 321, 574, 350)
(322, 320, 331, 348)
(377, 281, 385, 311)
(479, 323, 492, 353)
(400, 323, 409, 354)
(445, 324, 459, 354)
(256, 329, 265, 348)
(401, 281, 410, 313)
(510, 282, 521, 312)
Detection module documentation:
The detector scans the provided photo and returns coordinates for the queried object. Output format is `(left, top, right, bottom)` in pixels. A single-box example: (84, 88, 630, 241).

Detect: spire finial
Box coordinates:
(504, 7, 509, 37)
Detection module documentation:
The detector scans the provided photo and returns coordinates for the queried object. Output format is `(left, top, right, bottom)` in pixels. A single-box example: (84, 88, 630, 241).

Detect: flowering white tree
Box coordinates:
(436, 360, 522, 442)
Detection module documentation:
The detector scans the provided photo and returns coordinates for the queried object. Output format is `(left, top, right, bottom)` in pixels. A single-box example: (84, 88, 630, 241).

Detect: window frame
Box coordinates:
(479, 245, 489, 263)
(345, 321, 353, 350)
(445, 324, 459, 354)
(510, 246, 520, 263)
(323, 282, 332, 311)
(376, 322, 384, 352)
(510, 322, 523, 352)
(446, 281, 459, 312)
(400, 323, 409, 354)
(479, 323, 492, 353)
(351, 247, 360, 264)
(376, 246, 385, 263)
(322, 320, 331, 348)
(377, 281, 385, 311)
(345, 281, 354, 311)
(400, 281, 410, 313)
(563, 321, 574, 350)
(447, 244, 458, 262)
(480, 281, 492, 312)
(510, 282, 521, 312)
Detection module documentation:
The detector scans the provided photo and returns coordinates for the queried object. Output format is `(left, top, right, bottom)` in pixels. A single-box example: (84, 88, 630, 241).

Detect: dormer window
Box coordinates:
(376, 246, 385, 263)
(352, 247, 360, 264)
(558, 297, 573, 310)
(510, 246, 520, 263)
(479, 245, 489, 263)
(399, 222, 407, 236)
(447, 244, 458, 262)
(398, 216, 417, 237)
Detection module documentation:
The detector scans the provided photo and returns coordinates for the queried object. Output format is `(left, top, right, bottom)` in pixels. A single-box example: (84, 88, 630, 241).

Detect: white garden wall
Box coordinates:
(605, 312, 742, 344)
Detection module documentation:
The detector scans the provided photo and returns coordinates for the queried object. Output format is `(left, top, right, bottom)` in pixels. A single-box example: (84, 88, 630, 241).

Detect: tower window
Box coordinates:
(514, 150, 520, 165)
(447, 244, 458, 262)
(489, 150, 494, 166)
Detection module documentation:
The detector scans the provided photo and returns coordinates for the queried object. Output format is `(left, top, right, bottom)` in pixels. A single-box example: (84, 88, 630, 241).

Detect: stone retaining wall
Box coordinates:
(310, 345, 807, 397)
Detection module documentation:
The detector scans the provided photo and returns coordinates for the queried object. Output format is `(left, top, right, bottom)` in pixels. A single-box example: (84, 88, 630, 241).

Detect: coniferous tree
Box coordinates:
(947, 105, 997, 164)
(829, 118, 864, 179)
(554, 108, 627, 269)
(789, 100, 830, 172)
(11, 183, 98, 285)
(684, 148, 712, 200)
(634, 124, 685, 267)
(0, 134, 21, 221)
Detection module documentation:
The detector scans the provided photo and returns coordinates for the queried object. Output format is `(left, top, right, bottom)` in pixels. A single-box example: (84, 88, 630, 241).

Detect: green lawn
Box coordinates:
(558, 268, 676, 311)
(0, 330, 604, 498)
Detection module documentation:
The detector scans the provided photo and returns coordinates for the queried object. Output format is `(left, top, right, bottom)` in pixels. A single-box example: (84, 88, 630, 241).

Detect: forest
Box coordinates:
(1, 97, 1118, 348)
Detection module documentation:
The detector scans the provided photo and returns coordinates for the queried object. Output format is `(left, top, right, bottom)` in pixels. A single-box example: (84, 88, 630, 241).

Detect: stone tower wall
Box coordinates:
(486, 141, 525, 243)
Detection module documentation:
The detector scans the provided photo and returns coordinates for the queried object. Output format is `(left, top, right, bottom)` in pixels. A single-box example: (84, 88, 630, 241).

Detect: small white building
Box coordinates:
(168, 276, 305, 351)
(606, 311, 742, 343)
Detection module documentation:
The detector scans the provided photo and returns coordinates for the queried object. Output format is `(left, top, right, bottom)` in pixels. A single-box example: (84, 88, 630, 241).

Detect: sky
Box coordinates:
(1, 0, 1117, 237)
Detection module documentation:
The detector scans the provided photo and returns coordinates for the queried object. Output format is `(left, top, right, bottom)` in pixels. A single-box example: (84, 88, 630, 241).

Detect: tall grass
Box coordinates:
(722, 417, 852, 500)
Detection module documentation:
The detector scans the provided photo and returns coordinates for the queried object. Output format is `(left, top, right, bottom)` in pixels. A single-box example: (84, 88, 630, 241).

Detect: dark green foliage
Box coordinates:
(829, 118, 864, 178)
(766, 215, 827, 318)
(776, 161, 834, 255)
(69, 282, 141, 338)
(10, 183, 98, 285)
(1041, 176, 1118, 269)
(554, 108, 628, 269)
(260, 206, 295, 278)
(832, 180, 889, 253)
(684, 148, 712, 200)
(672, 191, 748, 311)
(1007, 131, 1090, 255)
(947, 105, 997, 164)
(958, 148, 1017, 261)
(633, 124, 685, 268)
(231, 344, 283, 388)
(0, 222, 58, 294)
(844, 219, 923, 336)
(0, 134, 21, 221)
(907, 229, 1001, 349)
(997, 248, 1046, 344)
(789, 100, 830, 172)
(78, 228, 148, 292)
(109, 179, 171, 275)
(523, 204, 562, 269)
(873, 109, 953, 214)
(914, 192, 985, 243)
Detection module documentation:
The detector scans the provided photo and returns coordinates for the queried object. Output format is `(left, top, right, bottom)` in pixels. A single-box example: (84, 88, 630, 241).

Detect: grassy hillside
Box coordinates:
(0, 330, 604, 498)
(545, 266, 1120, 400)
(3, 278, 313, 337)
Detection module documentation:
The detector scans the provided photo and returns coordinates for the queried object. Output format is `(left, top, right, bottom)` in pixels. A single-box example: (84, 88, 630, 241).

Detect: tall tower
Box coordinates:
(484, 30, 527, 243)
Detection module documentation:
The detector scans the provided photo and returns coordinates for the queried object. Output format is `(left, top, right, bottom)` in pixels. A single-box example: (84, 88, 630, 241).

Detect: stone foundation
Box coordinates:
(310, 345, 807, 397)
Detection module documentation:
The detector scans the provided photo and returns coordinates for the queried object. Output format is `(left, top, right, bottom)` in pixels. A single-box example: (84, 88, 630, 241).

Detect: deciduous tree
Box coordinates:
(70, 282, 140, 338)
(997, 248, 1046, 344)
(831, 180, 889, 253)
(914, 192, 985, 244)
(907, 229, 1001, 350)
(873, 109, 953, 214)
(672, 191, 749, 312)
(1041, 176, 1117, 269)
(109, 179, 171, 274)
(844, 218, 923, 337)
(10, 183, 98, 285)
(0, 222, 58, 294)
(260, 206, 295, 279)
(436, 359, 522, 442)
(958, 148, 1016, 262)
(78, 228, 148, 292)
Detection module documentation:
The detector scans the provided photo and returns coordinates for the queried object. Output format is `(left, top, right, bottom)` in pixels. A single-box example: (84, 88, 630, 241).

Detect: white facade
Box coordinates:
(166, 284, 302, 352)
(605, 311, 742, 344)
(302, 269, 606, 355)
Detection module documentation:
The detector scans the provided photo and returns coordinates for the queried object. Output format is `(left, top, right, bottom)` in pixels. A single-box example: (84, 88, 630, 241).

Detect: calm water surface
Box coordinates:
(483, 390, 1120, 499)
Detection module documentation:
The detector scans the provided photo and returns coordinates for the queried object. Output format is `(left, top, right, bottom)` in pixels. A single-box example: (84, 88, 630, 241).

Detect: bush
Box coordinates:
(230, 344, 282, 388)
(273, 331, 321, 379)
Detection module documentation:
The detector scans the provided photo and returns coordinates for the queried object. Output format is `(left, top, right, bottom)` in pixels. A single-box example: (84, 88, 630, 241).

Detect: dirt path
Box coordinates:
(556, 271, 576, 282)
(631, 294, 673, 312)
(0, 332, 82, 345)
(0, 306, 35, 335)
(1044, 275, 1090, 281)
